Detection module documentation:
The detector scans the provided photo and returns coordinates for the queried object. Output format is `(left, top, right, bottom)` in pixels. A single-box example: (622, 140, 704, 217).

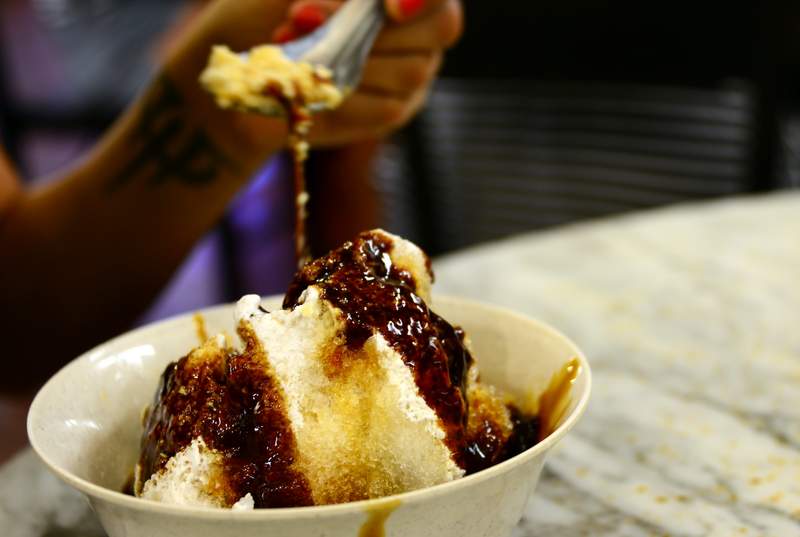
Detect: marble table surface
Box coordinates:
(3, 193, 800, 536)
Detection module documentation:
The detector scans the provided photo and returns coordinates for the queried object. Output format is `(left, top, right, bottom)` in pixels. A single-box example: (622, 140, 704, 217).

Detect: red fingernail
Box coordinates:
(292, 5, 326, 34)
(274, 25, 298, 44)
(396, 0, 424, 19)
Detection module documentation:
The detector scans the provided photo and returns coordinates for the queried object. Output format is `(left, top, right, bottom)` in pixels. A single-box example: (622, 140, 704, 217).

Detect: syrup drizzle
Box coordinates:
(537, 358, 581, 441)
(263, 83, 313, 267)
(358, 499, 402, 537)
(193, 313, 208, 344)
(284, 231, 472, 459)
(137, 327, 313, 508)
(462, 358, 581, 474)
(134, 233, 581, 505)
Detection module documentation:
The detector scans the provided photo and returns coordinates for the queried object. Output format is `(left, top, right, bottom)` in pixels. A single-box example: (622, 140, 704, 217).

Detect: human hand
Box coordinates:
(163, 0, 462, 167)
(271, 0, 464, 146)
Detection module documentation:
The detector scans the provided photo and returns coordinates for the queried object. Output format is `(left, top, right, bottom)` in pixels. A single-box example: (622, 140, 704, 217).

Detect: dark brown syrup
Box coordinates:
(462, 358, 580, 473)
(263, 82, 312, 267)
(135, 233, 580, 506)
(137, 327, 313, 508)
(122, 472, 135, 496)
(283, 231, 473, 459)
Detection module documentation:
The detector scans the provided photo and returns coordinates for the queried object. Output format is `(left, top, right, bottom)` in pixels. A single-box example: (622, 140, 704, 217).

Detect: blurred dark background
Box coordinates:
(379, 1, 800, 253)
(2, 0, 800, 459)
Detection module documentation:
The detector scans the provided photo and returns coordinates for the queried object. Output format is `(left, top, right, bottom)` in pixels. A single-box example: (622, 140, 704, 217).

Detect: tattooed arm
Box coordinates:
(0, 0, 462, 389)
(0, 71, 284, 389)
(0, 2, 302, 387)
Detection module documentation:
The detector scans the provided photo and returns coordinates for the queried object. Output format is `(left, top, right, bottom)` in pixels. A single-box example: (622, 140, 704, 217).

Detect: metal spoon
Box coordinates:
(239, 0, 385, 115)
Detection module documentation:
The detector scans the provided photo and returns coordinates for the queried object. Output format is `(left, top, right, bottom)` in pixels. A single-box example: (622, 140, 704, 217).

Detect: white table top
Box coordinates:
(4, 193, 800, 537)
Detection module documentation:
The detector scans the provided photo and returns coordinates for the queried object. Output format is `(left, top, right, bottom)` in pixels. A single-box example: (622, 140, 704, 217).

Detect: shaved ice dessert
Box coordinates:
(134, 230, 542, 509)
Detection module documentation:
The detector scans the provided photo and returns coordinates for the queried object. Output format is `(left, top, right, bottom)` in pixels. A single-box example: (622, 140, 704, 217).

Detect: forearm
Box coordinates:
(0, 69, 280, 388)
(307, 141, 383, 256)
(0, 0, 461, 388)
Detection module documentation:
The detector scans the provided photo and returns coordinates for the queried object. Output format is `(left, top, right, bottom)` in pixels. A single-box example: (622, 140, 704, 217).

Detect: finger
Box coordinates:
(311, 92, 408, 144)
(288, 0, 341, 34)
(288, 0, 342, 18)
(359, 51, 442, 97)
(316, 84, 430, 146)
(385, 0, 425, 22)
(272, 0, 341, 42)
(193, 0, 296, 53)
(374, 0, 463, 53)
(385, 0, 449, 23)
(273, 22, 298, 43)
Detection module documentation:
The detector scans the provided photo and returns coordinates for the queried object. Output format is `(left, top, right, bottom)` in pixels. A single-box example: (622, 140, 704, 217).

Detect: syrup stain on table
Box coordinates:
(358, 499, 402, 537)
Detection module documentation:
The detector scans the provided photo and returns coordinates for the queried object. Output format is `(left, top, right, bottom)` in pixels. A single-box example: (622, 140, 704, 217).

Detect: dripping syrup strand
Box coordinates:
(290, 135, 310, 268)
(287, 71, 339, 269)
(192, 313, 208, 344)
(267, 82, 312, 269)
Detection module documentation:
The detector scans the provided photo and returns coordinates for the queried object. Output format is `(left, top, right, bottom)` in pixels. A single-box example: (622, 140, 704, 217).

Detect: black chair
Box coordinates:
(375, 0, 799, 255)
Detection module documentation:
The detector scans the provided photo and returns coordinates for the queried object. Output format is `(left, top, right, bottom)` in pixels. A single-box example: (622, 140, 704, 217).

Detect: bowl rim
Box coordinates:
(28, 295, 592, 520)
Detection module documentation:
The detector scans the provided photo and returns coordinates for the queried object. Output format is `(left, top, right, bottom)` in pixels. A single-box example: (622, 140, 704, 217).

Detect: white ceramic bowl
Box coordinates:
(29, 296, 590, 537)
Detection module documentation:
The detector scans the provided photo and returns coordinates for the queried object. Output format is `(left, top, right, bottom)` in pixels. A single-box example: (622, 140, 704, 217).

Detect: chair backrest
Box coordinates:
(377, 79, 760, 252)
(374, 1, 796, 254)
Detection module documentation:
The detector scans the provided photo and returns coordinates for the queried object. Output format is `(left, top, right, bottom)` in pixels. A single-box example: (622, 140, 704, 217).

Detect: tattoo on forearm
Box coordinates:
(108, 75, 233, 192)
